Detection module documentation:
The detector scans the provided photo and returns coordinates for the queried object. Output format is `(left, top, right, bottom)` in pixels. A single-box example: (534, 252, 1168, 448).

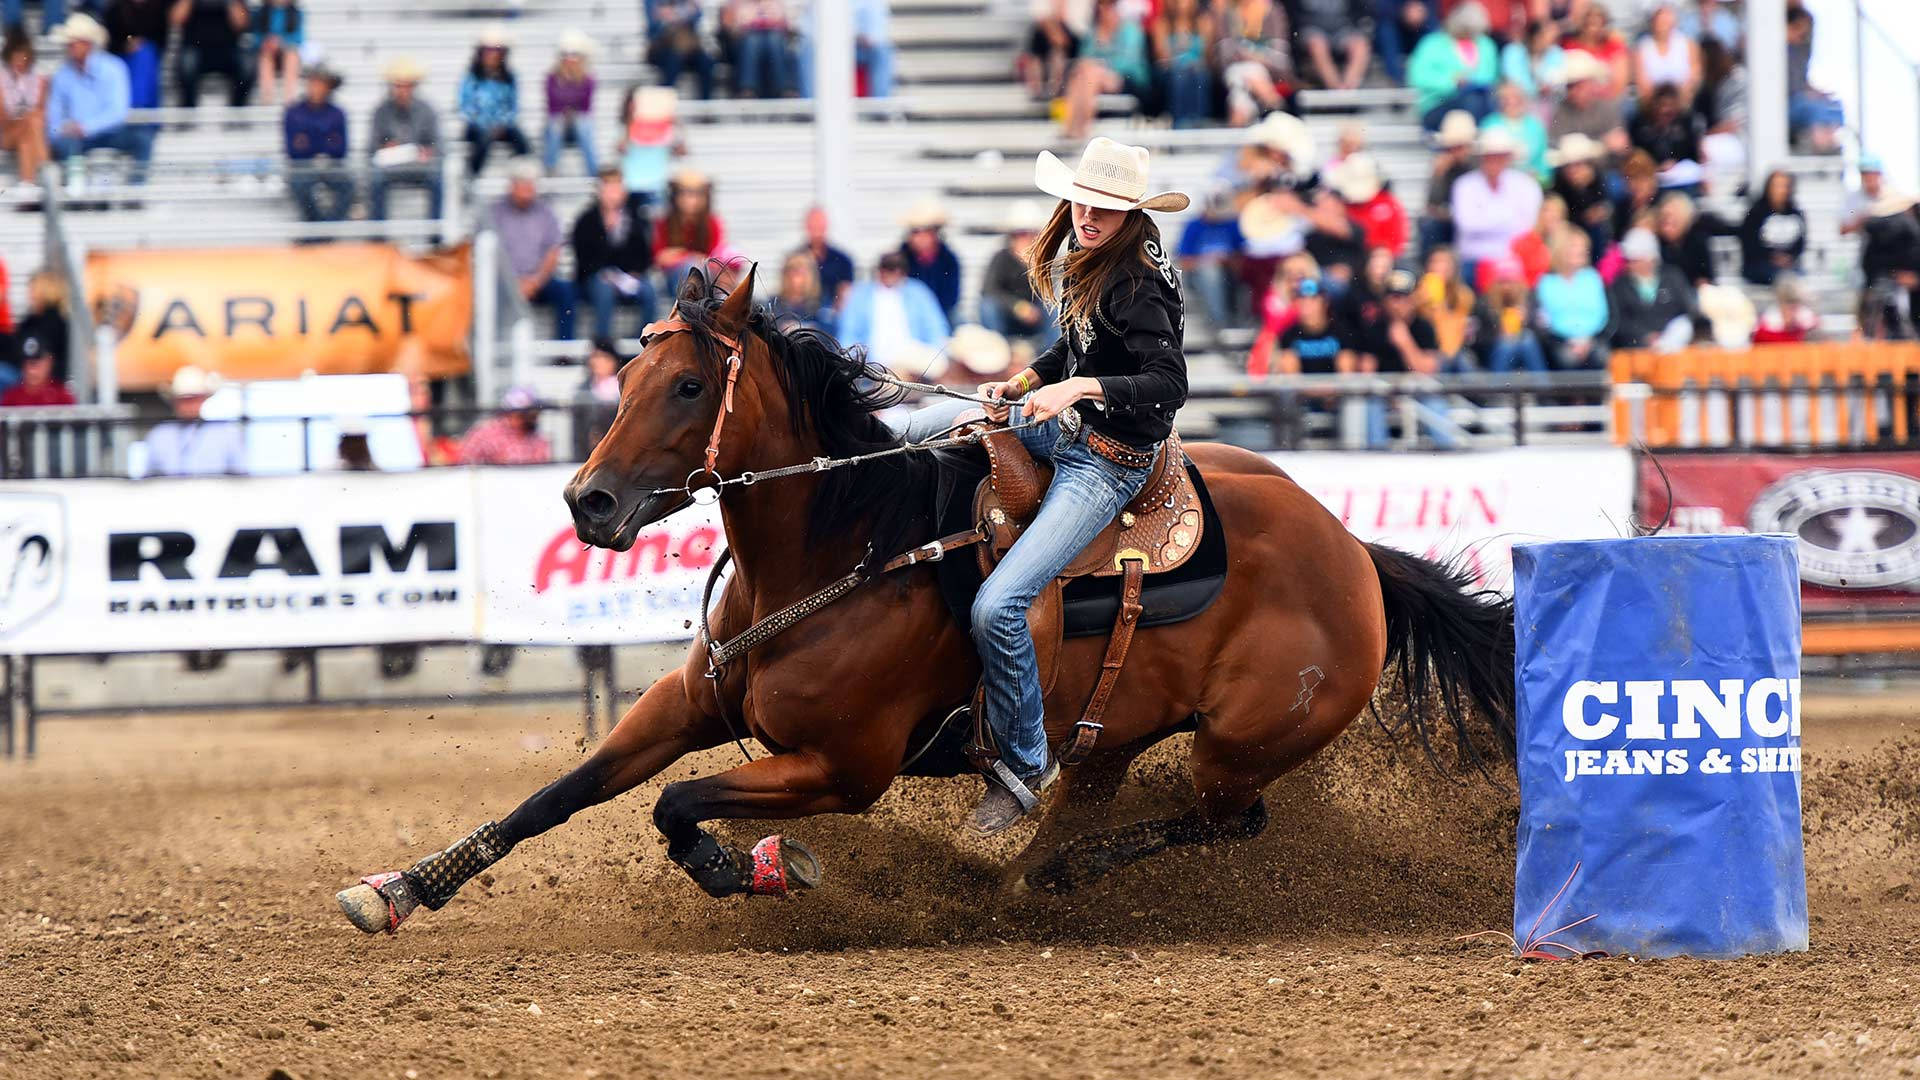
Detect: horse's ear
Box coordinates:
(676, 266, 709, 307)
(713, 261, 757, 338)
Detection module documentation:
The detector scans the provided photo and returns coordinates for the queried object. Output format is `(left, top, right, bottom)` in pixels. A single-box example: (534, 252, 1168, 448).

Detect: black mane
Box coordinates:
(673, 276, 934, 556)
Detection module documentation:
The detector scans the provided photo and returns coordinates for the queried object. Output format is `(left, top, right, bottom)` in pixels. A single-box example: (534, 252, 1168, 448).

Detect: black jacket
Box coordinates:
(1861, 208, 1920, 284)
(571, 196, 654, 282)
(1030, 238, 1188, 448)
(1608, 267, 1699, 348)
(1739, 199, 1807, 271)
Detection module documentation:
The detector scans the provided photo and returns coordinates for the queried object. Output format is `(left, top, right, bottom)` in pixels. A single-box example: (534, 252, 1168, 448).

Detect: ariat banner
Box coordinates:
(90, 244, 473, 389)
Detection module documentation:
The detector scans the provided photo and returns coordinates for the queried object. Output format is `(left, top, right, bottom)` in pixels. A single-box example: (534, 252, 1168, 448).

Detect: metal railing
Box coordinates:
(0, 372, 1620, 481)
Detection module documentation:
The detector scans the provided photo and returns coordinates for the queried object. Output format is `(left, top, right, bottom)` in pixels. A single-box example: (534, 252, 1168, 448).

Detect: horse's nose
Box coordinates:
(574, 487, 620, 524)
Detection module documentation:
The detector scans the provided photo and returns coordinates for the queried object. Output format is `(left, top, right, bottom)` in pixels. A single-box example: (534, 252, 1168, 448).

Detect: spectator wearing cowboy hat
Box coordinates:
(1407, 2, 1498, 131)
(543, 30, 597, 176)
(1330, 153, 1407, 259)
(946, 323, 1015, 385)
(368, 56, 442, 223)
(653, 167, 724, 283)
(899, 197, 963, 325)
(493, 157, 576, 340)
(284, 63, 350, 226)
(1549, 132, 1613, 255)
(1480, 80, 1548, 183)
(1450, 126, 1541, 281)
(1608, 227, 1699, 352)
(460, 25, 530, 178)
(170, 0, 250, 107)
(249, 0, 303, 106)
(47, 14, 152, 189)
(1419, 109, 1476, 258)
(836, 251, 949, 372)
(618, 85, 679, 210)
(978, 199, 1059, 354)
(1548, 51, 1628, 157)
(141, 366, 246, 476)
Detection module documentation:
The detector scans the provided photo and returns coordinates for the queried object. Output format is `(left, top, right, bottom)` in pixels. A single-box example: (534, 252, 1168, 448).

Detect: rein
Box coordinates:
(637, 313, 1029, 764)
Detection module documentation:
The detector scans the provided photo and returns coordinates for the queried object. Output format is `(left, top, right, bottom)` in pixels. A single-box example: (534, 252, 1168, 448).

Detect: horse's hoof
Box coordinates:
(336, 871, 419, 934)
(1023, 855, 1082, 895)
(747, 835, 822, 898)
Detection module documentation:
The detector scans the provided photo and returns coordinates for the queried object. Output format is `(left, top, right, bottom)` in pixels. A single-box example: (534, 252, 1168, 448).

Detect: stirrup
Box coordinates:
(982, 757, 1045, 813)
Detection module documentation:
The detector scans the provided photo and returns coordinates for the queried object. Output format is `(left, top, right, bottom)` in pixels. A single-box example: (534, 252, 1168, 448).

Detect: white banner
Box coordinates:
(1266, 447, 1635, 590)
(473, 465, 724, 646)
(0, 470, 478, 654)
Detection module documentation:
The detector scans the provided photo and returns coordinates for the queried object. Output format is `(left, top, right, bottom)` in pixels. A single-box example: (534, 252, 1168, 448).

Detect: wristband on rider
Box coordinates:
(1009, 369, 1041, 395)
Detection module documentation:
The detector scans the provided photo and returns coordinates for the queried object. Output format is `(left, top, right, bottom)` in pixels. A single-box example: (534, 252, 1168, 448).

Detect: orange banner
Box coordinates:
(89, 243, 473, 390)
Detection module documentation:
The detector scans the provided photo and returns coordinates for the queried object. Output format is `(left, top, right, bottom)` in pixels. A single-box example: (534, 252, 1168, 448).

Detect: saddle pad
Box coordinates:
(936, 461, 1229, 639)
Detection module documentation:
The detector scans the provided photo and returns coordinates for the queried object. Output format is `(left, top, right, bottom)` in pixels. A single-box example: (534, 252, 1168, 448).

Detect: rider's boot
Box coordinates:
(336, 821, 514, 934)
(972, 759, 1059, 835)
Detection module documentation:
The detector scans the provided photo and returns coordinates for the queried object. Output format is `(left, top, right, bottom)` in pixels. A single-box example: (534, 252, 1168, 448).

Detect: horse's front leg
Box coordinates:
(653, 749, 888, 898)
(337, 672, 725, 933)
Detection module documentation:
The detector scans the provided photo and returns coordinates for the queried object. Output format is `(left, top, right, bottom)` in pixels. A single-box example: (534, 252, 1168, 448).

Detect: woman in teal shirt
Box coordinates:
(1061, 0, 1149, 139)
(1533, 229, 1610, 369)
(1407, 2, 1498, 131)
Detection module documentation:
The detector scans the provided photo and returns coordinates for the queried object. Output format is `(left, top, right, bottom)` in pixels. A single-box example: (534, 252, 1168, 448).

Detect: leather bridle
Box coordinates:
(638, 315, 745, 498)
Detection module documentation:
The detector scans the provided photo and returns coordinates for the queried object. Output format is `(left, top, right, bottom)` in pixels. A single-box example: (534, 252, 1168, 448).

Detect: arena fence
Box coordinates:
(1611, 343, 1920, 450)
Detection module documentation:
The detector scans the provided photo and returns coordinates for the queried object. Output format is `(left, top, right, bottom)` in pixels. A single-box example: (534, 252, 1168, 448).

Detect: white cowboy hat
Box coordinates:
(901, 198, 950, 229)
(1237, 193, 1303, 244)
(1433, 110, 1478, 149)
(1696, 284, 1757, 348)
(383, 55, 427, 84)
(1562, 51, 1610, 86)
(1329, 153, 1382, 203)
(475, 22, 511, 48)
(884, 342, 947, 384)
(945, 325, 1014, 377)
(557, 29, 593, 56)
(1003, 198, 1050, 234)
(167, 366, 223, 400)
(53, 12, 107, 46)
(1245, 112, 1317, 170)
(1870, 191, 1918, 218)
(1548, 132, 1604, 167)
(634, 86, 678, 122)
(1476, 127, 1522, 158)
(1035, 137, 1191, 213)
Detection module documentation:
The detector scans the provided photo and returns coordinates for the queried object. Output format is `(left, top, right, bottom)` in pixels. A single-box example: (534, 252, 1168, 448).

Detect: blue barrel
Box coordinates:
(1511, 535, 1807, 958)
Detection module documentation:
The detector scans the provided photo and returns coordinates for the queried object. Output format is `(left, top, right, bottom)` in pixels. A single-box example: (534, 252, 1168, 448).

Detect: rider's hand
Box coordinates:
(978, 380, 1019, 423)
(1022, 381, 1082, 423)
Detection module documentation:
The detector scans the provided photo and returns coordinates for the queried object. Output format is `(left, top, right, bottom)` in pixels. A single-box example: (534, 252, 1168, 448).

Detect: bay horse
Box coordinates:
(340, 269, 1515, 925)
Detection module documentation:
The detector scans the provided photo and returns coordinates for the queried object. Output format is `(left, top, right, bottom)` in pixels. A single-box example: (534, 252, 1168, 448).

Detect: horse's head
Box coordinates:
(564, 268, 764, 550)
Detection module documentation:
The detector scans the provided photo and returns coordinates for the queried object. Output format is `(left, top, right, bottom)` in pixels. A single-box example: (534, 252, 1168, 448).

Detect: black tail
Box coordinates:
(1364, 543, 1516, 769)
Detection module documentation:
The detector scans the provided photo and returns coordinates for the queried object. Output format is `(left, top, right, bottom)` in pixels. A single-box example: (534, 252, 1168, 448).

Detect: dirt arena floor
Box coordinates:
(4, 681, 1919, 1079)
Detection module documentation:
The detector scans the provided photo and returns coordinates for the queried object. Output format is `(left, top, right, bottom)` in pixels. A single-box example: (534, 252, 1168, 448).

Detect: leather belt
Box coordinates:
(1085, 429, 1157, 470)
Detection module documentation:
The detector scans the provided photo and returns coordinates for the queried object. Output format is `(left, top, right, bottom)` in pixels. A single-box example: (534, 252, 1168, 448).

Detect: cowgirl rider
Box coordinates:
(969, 137, 1191, 833)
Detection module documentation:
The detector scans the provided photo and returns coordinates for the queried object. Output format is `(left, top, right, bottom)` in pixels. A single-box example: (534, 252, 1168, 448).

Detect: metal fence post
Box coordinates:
(473, 230, 499, 406)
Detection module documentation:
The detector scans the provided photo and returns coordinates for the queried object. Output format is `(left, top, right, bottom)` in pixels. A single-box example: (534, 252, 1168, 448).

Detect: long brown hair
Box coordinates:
(1026, 201, 1161, 329)
(663, 175, 715, 252)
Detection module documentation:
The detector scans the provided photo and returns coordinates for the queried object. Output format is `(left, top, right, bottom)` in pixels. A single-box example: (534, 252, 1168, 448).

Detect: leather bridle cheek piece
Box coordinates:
(639, 317, 745, 496)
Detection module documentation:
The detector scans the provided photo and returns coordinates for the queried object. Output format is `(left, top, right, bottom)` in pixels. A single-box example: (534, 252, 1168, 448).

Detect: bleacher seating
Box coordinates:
(0, 0, 1868, 427)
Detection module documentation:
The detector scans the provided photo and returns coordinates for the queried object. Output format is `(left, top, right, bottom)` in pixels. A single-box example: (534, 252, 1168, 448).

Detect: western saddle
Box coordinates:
(964, 424, 1204, 768)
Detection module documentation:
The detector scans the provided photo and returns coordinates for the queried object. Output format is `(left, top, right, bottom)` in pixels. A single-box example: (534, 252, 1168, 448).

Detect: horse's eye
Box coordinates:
(675, 379, 704, 400)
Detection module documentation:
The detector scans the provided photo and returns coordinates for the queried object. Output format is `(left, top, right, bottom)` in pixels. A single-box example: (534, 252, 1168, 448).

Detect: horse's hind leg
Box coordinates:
(652, 751, 884, 898)
(1023, 674, 1364, 894)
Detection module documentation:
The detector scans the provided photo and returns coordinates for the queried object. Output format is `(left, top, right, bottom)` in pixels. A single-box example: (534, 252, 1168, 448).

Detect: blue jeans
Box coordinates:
(1487, 332, 1547, 373)
(530, 277, 577, 340)
(289, 166, 353, 222)
(369, 164, 443, 221)
(542, 115, 598, 175)
(1421, 85, 1493, 131)
(1365, 394, 1458, 449)
(1165, 60, 1211, 128)
(651, 36, 716, 99)
(736, 30, 793, 97)
(857, 39, 894, 97)
(1181, 259, 1235, 329)
(51, 124, 153, 185)
(585, 271, 657, 340)
(1375, 0, 1434, 83)
(1417, 217, 1453, 260)
(969, 415, 1153, 779)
